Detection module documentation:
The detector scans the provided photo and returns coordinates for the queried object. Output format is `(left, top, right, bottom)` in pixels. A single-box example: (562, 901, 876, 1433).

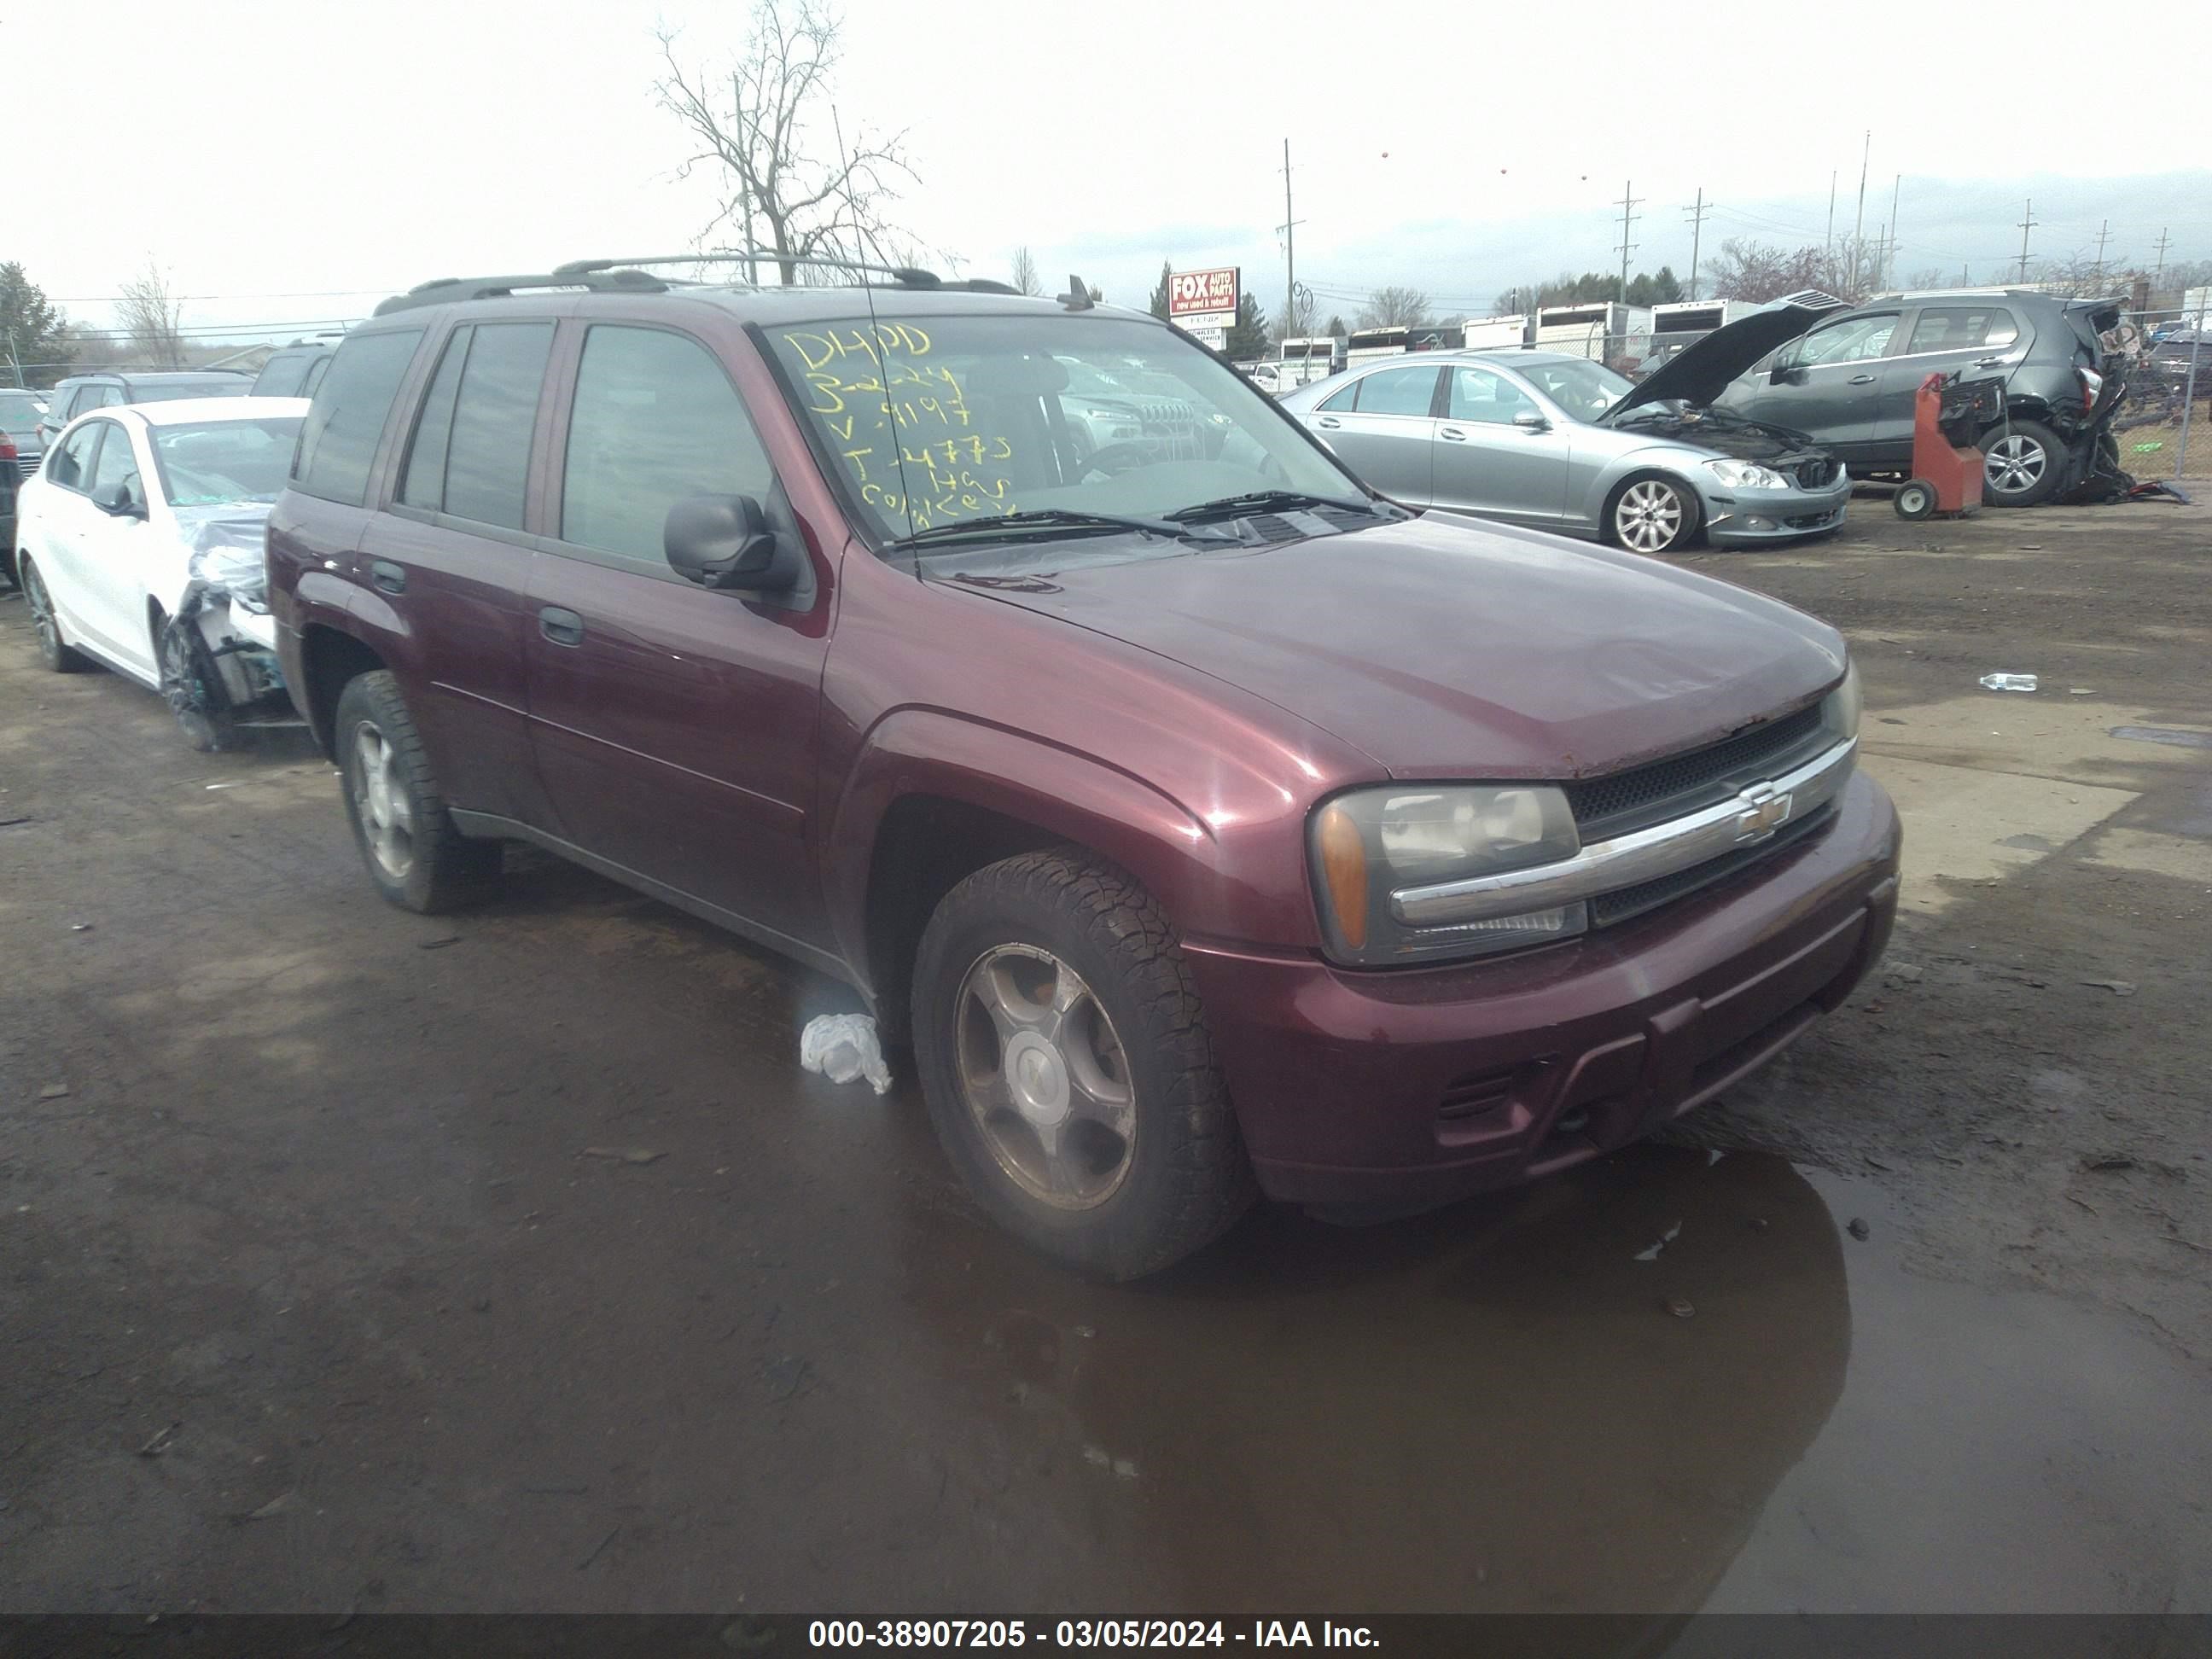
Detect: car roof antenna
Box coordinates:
(1059, 275, 1095, 312)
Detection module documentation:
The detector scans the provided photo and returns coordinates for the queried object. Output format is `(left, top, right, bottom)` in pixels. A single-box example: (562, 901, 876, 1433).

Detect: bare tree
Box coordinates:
(1356, 286, 1431, 329)
(1273, 287, 1318, 342)
(116, 259, 185, 369)
(655, 2, 916, 284)
(1009, 247, 1041, 297)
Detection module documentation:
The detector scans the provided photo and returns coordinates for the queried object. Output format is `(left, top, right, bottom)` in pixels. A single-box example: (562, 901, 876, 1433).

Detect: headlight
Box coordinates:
(1822, 660, 1861, 742)
(1704, 458, 1788, 490)
(1310, 785, 1583, 966)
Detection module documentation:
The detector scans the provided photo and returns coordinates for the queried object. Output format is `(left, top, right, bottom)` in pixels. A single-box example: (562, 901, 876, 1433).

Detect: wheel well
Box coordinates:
(300, 625, 387, 755)
(862, 795, 1062, 1044)
(1604, 469, 1703, 538)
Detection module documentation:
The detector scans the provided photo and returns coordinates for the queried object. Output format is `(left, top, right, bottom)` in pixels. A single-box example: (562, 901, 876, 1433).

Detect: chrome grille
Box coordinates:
(1563, 702, 1831, 841)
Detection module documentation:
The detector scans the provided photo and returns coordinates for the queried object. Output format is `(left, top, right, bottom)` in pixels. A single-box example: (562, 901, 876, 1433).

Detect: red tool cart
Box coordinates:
(1894, 372, 2006, 520)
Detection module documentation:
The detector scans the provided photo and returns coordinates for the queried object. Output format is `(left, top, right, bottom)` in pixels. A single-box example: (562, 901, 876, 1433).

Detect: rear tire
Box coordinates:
(20, 557, 89, 672)
(333, 669, 500, 913)
(1979, 418, 2064, 507)
(910, 849, 1254, 1279)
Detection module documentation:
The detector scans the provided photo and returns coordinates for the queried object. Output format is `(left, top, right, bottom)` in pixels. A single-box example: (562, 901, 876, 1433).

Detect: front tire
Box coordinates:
(20, 557, 89, 672)
(156, 611, 236, 753)
(1605, 474, 1699, 555)
(333, 670, 500, 913)
(1980, 419, 2064, 507)
(911, 849, 1254, 1279)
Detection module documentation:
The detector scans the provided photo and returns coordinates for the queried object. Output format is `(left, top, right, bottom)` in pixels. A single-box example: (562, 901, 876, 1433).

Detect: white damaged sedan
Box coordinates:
(15, 397, 308, 749)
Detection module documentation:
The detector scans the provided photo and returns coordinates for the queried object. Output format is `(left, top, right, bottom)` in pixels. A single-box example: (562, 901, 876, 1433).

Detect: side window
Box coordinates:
(1351, 364, 1441, 416)
(256, 355, 312, 399)
(1317, 381, 1359, 412)
(1796, 314, 1899, 367)
(559, 325, 774, 568)
(96, 386, 127, 408)
(398, 322, 552, 531)
(48, 421, 103, 491)
(1447, 366, 1539, 425)
(86, 422, 143, 511)
(301, 355, 331, 397)
(1906, 307, 2018, 353)
(294, 329, 425, 506)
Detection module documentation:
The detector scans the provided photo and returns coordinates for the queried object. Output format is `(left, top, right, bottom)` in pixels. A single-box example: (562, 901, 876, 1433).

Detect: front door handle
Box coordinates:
(538, 606, 585, 647)
(1848, 373, 1877, 385)
(370, 560, 406, 594)
(1439, 426, 1470, 441)
(1316, 416, 1342, 429)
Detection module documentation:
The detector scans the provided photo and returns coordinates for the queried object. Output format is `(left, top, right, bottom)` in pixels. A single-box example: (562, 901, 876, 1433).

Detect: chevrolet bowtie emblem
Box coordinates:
(1732, 783, 1794, 843)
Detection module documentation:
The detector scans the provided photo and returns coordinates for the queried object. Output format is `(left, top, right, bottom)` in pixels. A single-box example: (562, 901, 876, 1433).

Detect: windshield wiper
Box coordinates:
(1162, 488, 1393, 524)
(892, 509, 1236, 549)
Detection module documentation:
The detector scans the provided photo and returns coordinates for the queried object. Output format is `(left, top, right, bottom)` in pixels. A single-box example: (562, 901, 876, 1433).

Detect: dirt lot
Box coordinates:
(2, 495, 2208, 1620)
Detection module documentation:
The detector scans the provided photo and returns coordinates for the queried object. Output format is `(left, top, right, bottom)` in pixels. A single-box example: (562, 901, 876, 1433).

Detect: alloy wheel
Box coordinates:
(1985, 434, 2046, 497)
(23, 563, 61, 660)
(953, 944, 1137, 1210)
(349, 721, 415, 881)
(1615, 480, 1685, 553)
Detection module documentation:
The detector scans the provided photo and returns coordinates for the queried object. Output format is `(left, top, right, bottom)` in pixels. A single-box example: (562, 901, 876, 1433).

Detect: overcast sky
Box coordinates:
(11, 0, 2211, 351)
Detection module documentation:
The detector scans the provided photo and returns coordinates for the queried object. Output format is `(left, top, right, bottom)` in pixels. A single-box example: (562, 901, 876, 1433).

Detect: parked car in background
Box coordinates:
(1716, 288, 2124, 507)
(33, 371, 253, 451)
(262, 265, 1895, 1278)
(253, 336, 342, 398)
(1278, 306, 1848, 555)
(2140, 331, 2208, 398)
(15, 397, 309, 749)
(1, 389, 49, 573)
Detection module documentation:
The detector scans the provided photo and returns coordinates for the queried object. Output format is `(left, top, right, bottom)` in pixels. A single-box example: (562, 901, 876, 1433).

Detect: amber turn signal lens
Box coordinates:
(1316, 804, 1369, 950)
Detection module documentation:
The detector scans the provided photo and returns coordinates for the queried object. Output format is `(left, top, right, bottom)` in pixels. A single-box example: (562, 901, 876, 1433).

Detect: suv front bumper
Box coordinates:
(1183, 769, 1900, 1208)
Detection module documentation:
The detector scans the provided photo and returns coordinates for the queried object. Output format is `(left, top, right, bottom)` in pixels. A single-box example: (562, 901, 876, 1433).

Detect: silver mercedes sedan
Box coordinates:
(1278, 307, 1850, 555)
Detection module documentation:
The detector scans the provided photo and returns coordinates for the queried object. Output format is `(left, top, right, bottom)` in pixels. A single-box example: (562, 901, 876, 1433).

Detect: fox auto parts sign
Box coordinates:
(1169, 266, 1238, 347)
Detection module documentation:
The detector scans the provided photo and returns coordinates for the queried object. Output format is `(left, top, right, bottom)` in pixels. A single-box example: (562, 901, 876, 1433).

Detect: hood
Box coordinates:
(1606, 305, 1831, 417)
(937, 515, 1844, 779)
(1604, 403, 1822, 461)
(172, 503, 275, 598)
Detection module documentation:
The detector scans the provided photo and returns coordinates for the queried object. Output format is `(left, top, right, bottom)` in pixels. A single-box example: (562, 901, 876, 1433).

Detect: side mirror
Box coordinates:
(1513, 409, 1551, 432)
(665, 493, 796, 592)
(107, 492, 148, 521)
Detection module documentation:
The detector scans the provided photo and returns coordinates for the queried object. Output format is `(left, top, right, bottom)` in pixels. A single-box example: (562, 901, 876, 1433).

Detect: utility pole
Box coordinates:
(1885, 172, 1900, 290)
(1613, 179, 1641, 305)
(1283, 139, 1294, 344)
(2151, 227, 2171, 295)
(1683, 189, 1711, 302)
(1825, 171, 1837, 256)
(1849, 131, 1870, 294)
(2093, 219, 2110, 288)
(2016, 198, 2037, 284)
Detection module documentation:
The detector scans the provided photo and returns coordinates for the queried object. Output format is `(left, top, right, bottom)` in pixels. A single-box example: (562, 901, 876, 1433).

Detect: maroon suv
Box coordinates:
(268, 263, 1900, 1278)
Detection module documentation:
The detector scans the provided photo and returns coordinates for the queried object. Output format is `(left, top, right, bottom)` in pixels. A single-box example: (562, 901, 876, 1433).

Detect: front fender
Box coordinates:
(1578, 445, 1706, 522)
(824, 708, 1229, 993)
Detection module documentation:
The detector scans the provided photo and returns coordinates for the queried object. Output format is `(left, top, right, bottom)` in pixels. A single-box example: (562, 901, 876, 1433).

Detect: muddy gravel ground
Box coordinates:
(1, 497, 2208, 1621)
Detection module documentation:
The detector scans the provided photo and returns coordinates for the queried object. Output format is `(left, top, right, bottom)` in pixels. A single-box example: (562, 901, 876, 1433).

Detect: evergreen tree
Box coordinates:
(1225, 291, 1271, 359)
(0, 263, 73, 387)
(1147, 262, 1173, 320)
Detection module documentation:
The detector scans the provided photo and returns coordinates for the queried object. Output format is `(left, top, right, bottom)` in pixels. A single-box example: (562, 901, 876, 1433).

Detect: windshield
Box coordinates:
(1510, 358, 1634, 422)
(135, 380, 252, 405)
(151, 416, 305, 505)
(766, 312, 1359, 553)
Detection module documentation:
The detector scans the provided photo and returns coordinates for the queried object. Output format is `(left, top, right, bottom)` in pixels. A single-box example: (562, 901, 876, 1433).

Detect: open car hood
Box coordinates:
(1606, 305, 1831, 417)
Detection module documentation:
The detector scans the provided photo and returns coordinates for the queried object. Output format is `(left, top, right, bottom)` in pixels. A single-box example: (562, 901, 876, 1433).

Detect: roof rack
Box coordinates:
(372, 268, 668, 316)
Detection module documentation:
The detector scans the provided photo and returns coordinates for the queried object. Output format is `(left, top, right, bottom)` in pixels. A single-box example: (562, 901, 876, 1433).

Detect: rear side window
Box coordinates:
(1906, 307, 2019, 353)
(558, 325, 774, 568)
(294, 329, 425, 506)
(399, 322, 552, 531)
(1351, 364, 1441, 416)
(256, 354, 314, 399)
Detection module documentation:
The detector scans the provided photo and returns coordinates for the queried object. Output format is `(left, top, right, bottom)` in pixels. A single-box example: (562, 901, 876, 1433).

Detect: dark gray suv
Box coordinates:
(1717, 288, 2122, 507)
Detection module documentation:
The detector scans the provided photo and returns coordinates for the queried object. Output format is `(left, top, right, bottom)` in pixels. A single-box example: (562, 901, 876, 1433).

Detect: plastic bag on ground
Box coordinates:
(800, 1013, 892, 1095)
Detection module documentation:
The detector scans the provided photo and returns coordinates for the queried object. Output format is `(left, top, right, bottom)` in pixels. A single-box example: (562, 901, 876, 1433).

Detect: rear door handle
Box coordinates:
(1439, 426, 1470, 441)
(1316, 416, 1342, 429)
(1848, 374, 1877, 385)
(538, 606, 585, 647)
(370, 560, 407, 594)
